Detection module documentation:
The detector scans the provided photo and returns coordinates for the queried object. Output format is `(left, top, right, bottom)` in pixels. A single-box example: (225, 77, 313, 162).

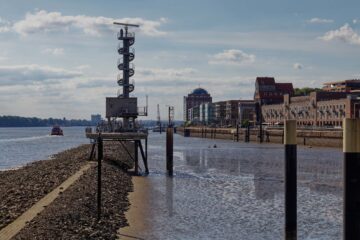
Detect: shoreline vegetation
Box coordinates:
(0, 116, 92, 127)
(0, 143, 134, 239)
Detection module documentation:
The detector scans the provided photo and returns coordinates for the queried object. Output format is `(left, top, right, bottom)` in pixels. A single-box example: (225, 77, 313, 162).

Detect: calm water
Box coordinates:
(129, 133, 343, 240)
(0, 127, 89, 170)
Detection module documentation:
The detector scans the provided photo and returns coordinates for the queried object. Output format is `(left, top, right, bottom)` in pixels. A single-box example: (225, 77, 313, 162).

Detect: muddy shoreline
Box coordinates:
(0, 143, 134, 239)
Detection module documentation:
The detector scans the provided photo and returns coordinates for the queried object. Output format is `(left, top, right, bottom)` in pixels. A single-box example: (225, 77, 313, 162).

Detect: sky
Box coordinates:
(0, 0, 360, 120)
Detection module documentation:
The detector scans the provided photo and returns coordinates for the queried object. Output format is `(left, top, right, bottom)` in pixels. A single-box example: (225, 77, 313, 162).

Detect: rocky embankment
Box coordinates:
(0, 143, 134, 239)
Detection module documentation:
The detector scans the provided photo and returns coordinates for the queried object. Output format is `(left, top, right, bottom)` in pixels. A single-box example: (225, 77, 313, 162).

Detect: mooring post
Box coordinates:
(166, 127, 174, 176)
(97, 134, 103, 221)
(145, 137, 148, 163)
(134, 140, 139, 175)
(284, 120, 297, 240)
(245, 124, 250, 142)
(343, 118, 360, 240)
(89, 143, 96, 161)
(236, 123, 239, 142)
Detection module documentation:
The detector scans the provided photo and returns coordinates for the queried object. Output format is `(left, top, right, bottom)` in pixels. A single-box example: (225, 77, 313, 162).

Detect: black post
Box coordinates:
(134, 140, 139, 175)
(145, 137, 148, 163)
(97, 135, 103, 221)
(246, 124, 250, 142)
(166, 127, 174, 176)
(343, 118, 360, 240)
(89, 143, 96, 161)
(236, 123, 239, 142)
(284, 120, 297, 240)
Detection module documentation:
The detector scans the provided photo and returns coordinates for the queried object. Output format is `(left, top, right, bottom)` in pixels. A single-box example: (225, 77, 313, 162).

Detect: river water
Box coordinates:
(0, 127, 89, 170)
(131, 132, 343, 240)
(0, 128, 343, 239)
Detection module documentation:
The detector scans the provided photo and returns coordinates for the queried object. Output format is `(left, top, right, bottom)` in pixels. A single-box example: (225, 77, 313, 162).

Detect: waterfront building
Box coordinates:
(262, 91, 360, 127)
(183, 88, 212, 122)
(254, 77, 294, 105)
(225, 100, 241, 127)
(322, 79, 360, 92)
(199, 102, 214, 125)
(238, 100, 256, 126)
(91, 114, 101, 126)
(213, 101, 227, 126)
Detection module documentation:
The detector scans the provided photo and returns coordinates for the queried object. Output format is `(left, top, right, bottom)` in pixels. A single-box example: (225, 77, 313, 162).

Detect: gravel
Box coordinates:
(0, 142, 134, 239)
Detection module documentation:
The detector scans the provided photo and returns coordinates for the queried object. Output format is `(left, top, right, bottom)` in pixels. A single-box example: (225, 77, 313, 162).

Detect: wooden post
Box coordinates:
(97, 134, 103, 221)
(134, 140, 139, 175)
(284, 120, 297, 240)
(166, 127, 174, 176)
(343, 118, 360, 240)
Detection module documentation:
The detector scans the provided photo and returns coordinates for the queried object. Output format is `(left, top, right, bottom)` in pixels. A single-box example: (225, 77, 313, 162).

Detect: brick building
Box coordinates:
(183, 88, 212, 121)
(262, 92, 360, 127)
(322, 79, 360, 92)
(254, 77, 294, 105)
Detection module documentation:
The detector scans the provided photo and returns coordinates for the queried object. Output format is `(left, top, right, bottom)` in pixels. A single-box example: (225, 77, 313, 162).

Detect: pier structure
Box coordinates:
(86, 22, 149, 176)
(105, 22, 148, 131)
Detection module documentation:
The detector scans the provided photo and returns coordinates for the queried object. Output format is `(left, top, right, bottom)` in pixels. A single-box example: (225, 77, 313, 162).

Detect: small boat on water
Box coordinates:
(51, 125, 64, 136)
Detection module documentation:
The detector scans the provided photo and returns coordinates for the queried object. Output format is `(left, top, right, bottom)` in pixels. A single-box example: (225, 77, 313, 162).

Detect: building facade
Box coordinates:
(199, 102, 214, 125)
(213, 101, 227, 126)
(254, 77, 294, 105)
(238, 100, 256, 126)
(262, 92, 360, 127)
(225, 100, 241, 127)
(183, 88, 212, 121)
(322, 79, 360, 92)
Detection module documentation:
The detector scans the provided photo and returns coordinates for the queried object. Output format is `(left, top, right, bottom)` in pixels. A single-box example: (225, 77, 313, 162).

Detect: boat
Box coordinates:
(51, 125, 64, 136)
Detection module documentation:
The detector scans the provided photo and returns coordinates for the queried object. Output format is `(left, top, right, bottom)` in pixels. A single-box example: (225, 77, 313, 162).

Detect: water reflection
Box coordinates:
(166, 176, 174, 217)
(182, 146, 342, 200)
(128, 133, 344, 239)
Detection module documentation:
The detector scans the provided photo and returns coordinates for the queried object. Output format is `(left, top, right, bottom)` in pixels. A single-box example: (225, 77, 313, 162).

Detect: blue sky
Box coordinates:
(0, 0, 360, 120)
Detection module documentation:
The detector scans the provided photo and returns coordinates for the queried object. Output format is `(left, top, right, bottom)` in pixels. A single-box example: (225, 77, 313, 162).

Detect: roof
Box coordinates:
(256, 77, 275, 85)
(191, 88, 209, 95)
(275, 83, 294, 93)
(323, 79, 360, 85)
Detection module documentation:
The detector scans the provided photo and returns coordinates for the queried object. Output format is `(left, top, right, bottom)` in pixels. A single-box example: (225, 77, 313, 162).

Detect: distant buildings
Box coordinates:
(262, 91, 360, 127)
(183, 88, 212, 122)
(91, 114, 102, 126)
(238, 100, 256, 125)
(322, 79, 360, 92)
(254, 77, 294, 105)
(183, 77, 360, 128)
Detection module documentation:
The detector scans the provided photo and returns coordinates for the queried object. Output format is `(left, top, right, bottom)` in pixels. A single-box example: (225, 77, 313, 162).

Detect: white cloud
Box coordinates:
(42, 48, 64, 56)
(0, 64, 82, 85)
(307, 18, 334, 24)
(137, 67, 197, 78)
(320, 23, 360, 45)
(10, 10, 166, 37)
(209, 49, 255, 65)
(75, 65, 90, 70)
(0, 17, 11, 33)
(293, 63, 303, 70)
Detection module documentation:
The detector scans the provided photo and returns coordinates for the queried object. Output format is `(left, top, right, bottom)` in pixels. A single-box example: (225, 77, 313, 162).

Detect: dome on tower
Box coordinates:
(191, 88, 208, 95)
